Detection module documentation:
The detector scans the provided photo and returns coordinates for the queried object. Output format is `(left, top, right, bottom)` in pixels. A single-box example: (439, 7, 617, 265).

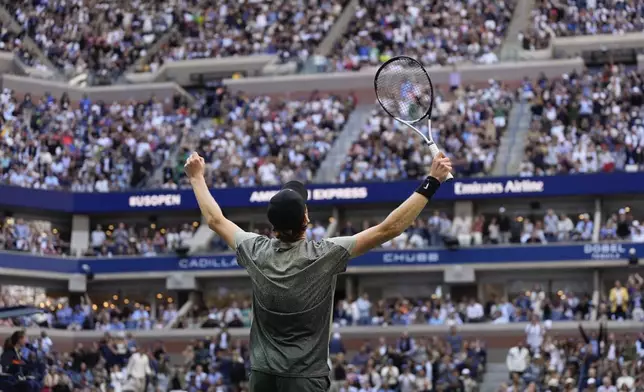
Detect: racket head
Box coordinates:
(374, 56, 434, 124)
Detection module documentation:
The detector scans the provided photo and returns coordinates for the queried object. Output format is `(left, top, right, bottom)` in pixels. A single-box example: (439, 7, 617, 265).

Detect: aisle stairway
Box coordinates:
(302, 0, 359, 73)
(314, 103, 375, 183)
(491, 100, 531, 176)
(480, 363, 510, 392)
(139, 112, 205, 189)
(0, 5, 63, 79)
(499, 0, 537, 61)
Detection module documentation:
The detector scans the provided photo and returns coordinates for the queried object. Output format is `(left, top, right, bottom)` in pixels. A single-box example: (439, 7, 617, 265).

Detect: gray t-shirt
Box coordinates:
(235, 231, 356, 378)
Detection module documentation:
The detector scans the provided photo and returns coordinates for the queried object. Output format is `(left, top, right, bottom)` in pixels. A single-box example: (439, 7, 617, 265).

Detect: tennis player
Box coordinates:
(185, 151, 452, 392)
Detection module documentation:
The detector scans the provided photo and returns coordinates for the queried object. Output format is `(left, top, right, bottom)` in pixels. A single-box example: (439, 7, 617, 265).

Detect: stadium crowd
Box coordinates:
(0, 327, 251, 392)
(6, 0, 177, 82)
(0, 88, 197, 192)
(6, 203, 643, 258)
(521, 66, 644, 176)
(339, 81, 514, 182)
(84, 221, 198, 258)
(2, 65, 643, 195)
(323, 0, 514, 72)
(352, 207, 599, 249)
(161, 89, 356, 189)
(505, 323, 644, 392)
(524, 0, 644, 51)
(1, 269, 642, 332)
(141, 0, 348, 73)
(334, 273, 644, 329)
(0, 216, 198, 257)
(326, 328, 487, 392)
(0, 275, 639, 391)
(0, 323, 491, 392)
(0, 216, 70, 256)
(0, 22, 44, 68)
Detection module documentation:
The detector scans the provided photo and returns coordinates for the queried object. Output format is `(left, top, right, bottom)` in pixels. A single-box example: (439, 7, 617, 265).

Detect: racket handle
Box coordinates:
(428, 143, 454, 181)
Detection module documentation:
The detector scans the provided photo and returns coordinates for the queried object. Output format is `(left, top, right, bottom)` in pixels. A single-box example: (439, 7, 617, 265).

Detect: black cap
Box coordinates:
(267, 181, 308, 231)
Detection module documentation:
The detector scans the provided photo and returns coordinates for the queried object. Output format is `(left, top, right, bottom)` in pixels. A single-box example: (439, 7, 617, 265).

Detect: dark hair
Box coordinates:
(274, 225, 307, 243)
(4, 330, 25, 350)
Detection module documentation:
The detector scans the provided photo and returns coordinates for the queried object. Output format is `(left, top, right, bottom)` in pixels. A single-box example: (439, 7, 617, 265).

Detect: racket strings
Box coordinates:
(374, 57, 434, 123)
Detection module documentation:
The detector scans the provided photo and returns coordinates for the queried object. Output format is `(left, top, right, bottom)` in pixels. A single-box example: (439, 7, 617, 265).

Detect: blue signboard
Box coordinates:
(1, 172, 643, 213)
(2, 243, 642, 275)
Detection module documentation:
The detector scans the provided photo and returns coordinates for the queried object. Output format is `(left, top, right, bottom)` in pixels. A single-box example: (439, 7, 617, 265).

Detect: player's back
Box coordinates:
(234, 232, 354, 378)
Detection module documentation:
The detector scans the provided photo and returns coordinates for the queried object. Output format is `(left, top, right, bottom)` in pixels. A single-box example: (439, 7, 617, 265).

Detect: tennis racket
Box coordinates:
(374, 55, 453, 181)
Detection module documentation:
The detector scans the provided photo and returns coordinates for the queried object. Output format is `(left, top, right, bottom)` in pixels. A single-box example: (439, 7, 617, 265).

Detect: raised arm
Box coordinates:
(349, 153, 452, 257)
(185, 152, 243, 249)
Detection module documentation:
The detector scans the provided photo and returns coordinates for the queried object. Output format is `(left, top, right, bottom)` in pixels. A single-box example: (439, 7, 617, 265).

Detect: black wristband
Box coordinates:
(415, 176, 441, 199)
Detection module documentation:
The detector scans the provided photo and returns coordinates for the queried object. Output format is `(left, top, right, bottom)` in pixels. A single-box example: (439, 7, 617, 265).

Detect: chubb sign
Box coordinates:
(453, 180, 545, 196)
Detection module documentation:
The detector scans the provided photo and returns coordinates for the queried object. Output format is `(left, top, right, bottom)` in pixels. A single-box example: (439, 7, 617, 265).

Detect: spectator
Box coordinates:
(609, 280, 629, 320)
(507, 341, 530, 378)
(329, 332, 345, 355)
(353, 293, 372, 326)
(462, 368, 479, 392)
(381, 359, 400, 391)
(525, 315, 545, 353)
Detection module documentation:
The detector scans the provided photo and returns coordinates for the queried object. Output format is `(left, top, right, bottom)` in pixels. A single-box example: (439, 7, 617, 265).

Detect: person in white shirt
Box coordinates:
(557, 214, 574, 241)
(310, 221, 326, 241)
(616, 369, 634, 391)
(179, 224, 194, 246)
(162, 304, 177, 326)
(185, 364, 208, 389)
(39, 331, 53, 354)
(597, 377, 617, 392)
(506, 341, 530, 377)
(110, 364, 127, 392)
(525, 316, 544, 353)
(461, 368, 478, 392)
(398, 365, 416, 392)
(452, 214, 473, 246)
(381, 361, 400, 391)
(124, 346, 151, 392)
(631, 221, 644, 242)
(466, 298, 485, 323)
(354, 293, 372, 326)
(223, 302, 242, 325)
(90, 225, 106, 249)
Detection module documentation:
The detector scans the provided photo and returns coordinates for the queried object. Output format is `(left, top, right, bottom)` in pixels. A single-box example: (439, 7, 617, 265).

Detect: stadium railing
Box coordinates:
(1, 321, 640, 354)
(0, 56, 586, 102)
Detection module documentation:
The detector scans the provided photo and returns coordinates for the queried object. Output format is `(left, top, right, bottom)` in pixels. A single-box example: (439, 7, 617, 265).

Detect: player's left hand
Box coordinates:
(184, 152, 205, 179)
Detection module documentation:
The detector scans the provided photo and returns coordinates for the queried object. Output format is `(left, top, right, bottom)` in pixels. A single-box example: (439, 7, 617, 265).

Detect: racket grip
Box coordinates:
(428, 143, 454, 181)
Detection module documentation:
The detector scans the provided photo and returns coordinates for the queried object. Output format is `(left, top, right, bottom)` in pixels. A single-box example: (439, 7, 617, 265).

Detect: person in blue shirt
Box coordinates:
(578, 322, 605, 358)
(56, 305, 73, 328)
(446, 326, 463, 354)
(329, 332, 345, 355)
(70, 306, 87, 330)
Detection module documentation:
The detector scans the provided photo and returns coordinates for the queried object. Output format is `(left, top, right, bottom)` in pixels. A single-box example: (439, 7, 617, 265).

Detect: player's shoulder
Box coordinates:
(234, 231, 270, 250)
(319, 236, 356, 253)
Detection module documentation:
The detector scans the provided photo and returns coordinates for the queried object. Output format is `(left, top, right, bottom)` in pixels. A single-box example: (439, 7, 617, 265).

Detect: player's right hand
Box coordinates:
(429, 152, 452, 183)
(184, 152, 205, 179)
